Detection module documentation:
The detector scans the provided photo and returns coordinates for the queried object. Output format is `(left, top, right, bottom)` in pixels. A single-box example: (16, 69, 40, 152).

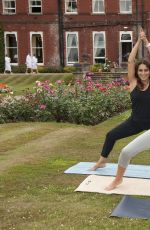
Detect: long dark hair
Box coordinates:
(135, 59, 150, 89)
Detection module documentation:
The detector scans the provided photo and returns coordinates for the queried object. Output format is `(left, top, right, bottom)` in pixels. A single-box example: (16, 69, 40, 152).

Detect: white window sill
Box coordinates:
(3, 12, 16, 15)
(92, 12, 105, 15)
(65, 12, 78, 15)
(119, 12, 132, 14)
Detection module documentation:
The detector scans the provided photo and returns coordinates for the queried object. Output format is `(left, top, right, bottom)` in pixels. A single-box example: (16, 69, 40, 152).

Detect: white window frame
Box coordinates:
(93, 31, 106, 64)
(66, 32, 79, 65)
(4, 31, 18, 65)
(30, 32, 44, 65)
(65, 0, 78, 14)
(92, 0, 105, 14)
(2, 0, 16, 14)
(119, 31, 132, 64)
(120, 0, 132, 14)
(120, 31, 132, 42)
(28, 0, 42, 14)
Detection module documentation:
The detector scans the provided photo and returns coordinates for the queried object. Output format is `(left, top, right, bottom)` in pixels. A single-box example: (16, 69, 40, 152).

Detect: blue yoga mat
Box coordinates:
(64, 162, 150, 179)
(111, 196, 150, 219)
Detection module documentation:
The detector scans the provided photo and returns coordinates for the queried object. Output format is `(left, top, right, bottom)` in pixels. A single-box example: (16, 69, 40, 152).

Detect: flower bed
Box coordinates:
(0, 83, 13, 95)
(0, 77, 131, 125)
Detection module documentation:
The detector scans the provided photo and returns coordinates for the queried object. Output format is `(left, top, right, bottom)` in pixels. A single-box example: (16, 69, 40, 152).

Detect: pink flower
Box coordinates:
(36, 81, 42, 87)
(107, 83, 113, 88)
(85, 76, 92, 81)
(87, 81, 94, 86)
(86, 86, 94, 91)
(76, 80, 82, 84)
(56, 80, 62, 84)
(44, 80, 49, 84)
(95, 83, 102, 88)
(39, 104, 46, 110)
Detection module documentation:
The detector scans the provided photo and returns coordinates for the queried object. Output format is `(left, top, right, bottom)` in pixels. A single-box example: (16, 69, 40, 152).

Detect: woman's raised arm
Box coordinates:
(142, 32, 150, 55)
(128, 36, 142, 84)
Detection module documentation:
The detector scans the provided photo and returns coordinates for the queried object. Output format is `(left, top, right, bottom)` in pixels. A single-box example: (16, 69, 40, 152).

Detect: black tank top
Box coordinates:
(130, 83, 150, 129)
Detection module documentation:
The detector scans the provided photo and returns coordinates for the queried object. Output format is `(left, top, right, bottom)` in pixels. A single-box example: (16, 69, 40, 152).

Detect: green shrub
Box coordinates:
(38, 66, 63, 73)
(90, 64, 103, 72)
(11, 65, 63, 73)
(63, 66, 76, 73)
(11, 65, 26, 73)
(0, 78, 131, 125)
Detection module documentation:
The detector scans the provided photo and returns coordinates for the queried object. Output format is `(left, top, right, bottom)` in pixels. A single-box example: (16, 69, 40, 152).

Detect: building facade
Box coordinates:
(0, 0, 150, 67)
(0, 0, 59, 67)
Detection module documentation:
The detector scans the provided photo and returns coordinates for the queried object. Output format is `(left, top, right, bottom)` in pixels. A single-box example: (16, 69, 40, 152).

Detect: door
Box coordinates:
(119, 31, 132, 66)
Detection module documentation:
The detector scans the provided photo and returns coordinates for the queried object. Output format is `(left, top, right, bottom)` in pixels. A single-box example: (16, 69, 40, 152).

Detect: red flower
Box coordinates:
(99, 87, 106, 91)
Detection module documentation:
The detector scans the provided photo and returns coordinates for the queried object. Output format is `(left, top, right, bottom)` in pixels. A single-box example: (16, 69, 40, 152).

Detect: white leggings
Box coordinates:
(118, 129, 150, 168)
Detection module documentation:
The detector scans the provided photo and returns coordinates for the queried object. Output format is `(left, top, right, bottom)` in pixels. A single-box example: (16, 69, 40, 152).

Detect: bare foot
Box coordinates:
(105, 179, 123, 191)
(90, 162, 106, 171)
(90, 157, 107, 171)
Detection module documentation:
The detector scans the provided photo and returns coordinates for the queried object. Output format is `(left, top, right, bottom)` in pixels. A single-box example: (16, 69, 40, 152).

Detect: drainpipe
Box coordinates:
(141, 0, 144, 56)
(135, 0, 138, 37)
(57, 0, 64, 67)
(141, 0, 144, 29)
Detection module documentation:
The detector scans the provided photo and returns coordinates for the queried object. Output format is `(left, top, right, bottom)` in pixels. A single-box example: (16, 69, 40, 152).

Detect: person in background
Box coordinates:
(25, 53, 32, 74)
(32, 54, 38, 74)
(4, 54, 12, 74)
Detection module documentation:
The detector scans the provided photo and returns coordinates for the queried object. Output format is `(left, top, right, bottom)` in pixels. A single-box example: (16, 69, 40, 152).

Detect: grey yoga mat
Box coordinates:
(111, 196, 150, 219)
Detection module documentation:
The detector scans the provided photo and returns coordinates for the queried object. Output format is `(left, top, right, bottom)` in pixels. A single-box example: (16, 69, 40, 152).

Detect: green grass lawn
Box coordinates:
(0, 111, 150, 230)
(0, 73, 73, 95)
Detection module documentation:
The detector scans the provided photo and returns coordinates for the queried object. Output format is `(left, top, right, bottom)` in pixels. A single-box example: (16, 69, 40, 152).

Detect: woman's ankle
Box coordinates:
(98, 156, 107, 163)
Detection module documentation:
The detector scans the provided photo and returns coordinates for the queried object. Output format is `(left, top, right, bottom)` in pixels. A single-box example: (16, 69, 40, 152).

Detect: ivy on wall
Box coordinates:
(0, 25, 5, 73)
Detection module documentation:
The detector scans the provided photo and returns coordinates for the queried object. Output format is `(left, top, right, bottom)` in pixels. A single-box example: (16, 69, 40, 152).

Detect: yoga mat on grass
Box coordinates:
(65, 162, 150, 179)
(111, 195, 150, 219)
(75, 175, 150, 196)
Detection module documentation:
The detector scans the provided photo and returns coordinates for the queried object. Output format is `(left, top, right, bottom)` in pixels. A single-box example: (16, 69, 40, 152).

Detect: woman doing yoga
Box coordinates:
(91, 29, 150, 171)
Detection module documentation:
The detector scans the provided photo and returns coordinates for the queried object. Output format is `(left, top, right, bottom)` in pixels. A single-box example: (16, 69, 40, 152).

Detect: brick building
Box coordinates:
(0, 0, 59, 67)
(0, 0, 150, 68)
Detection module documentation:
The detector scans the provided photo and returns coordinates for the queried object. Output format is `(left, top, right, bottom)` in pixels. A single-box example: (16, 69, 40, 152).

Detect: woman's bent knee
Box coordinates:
(106, 130, 115, 141)
(118, 147, 131, 168)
